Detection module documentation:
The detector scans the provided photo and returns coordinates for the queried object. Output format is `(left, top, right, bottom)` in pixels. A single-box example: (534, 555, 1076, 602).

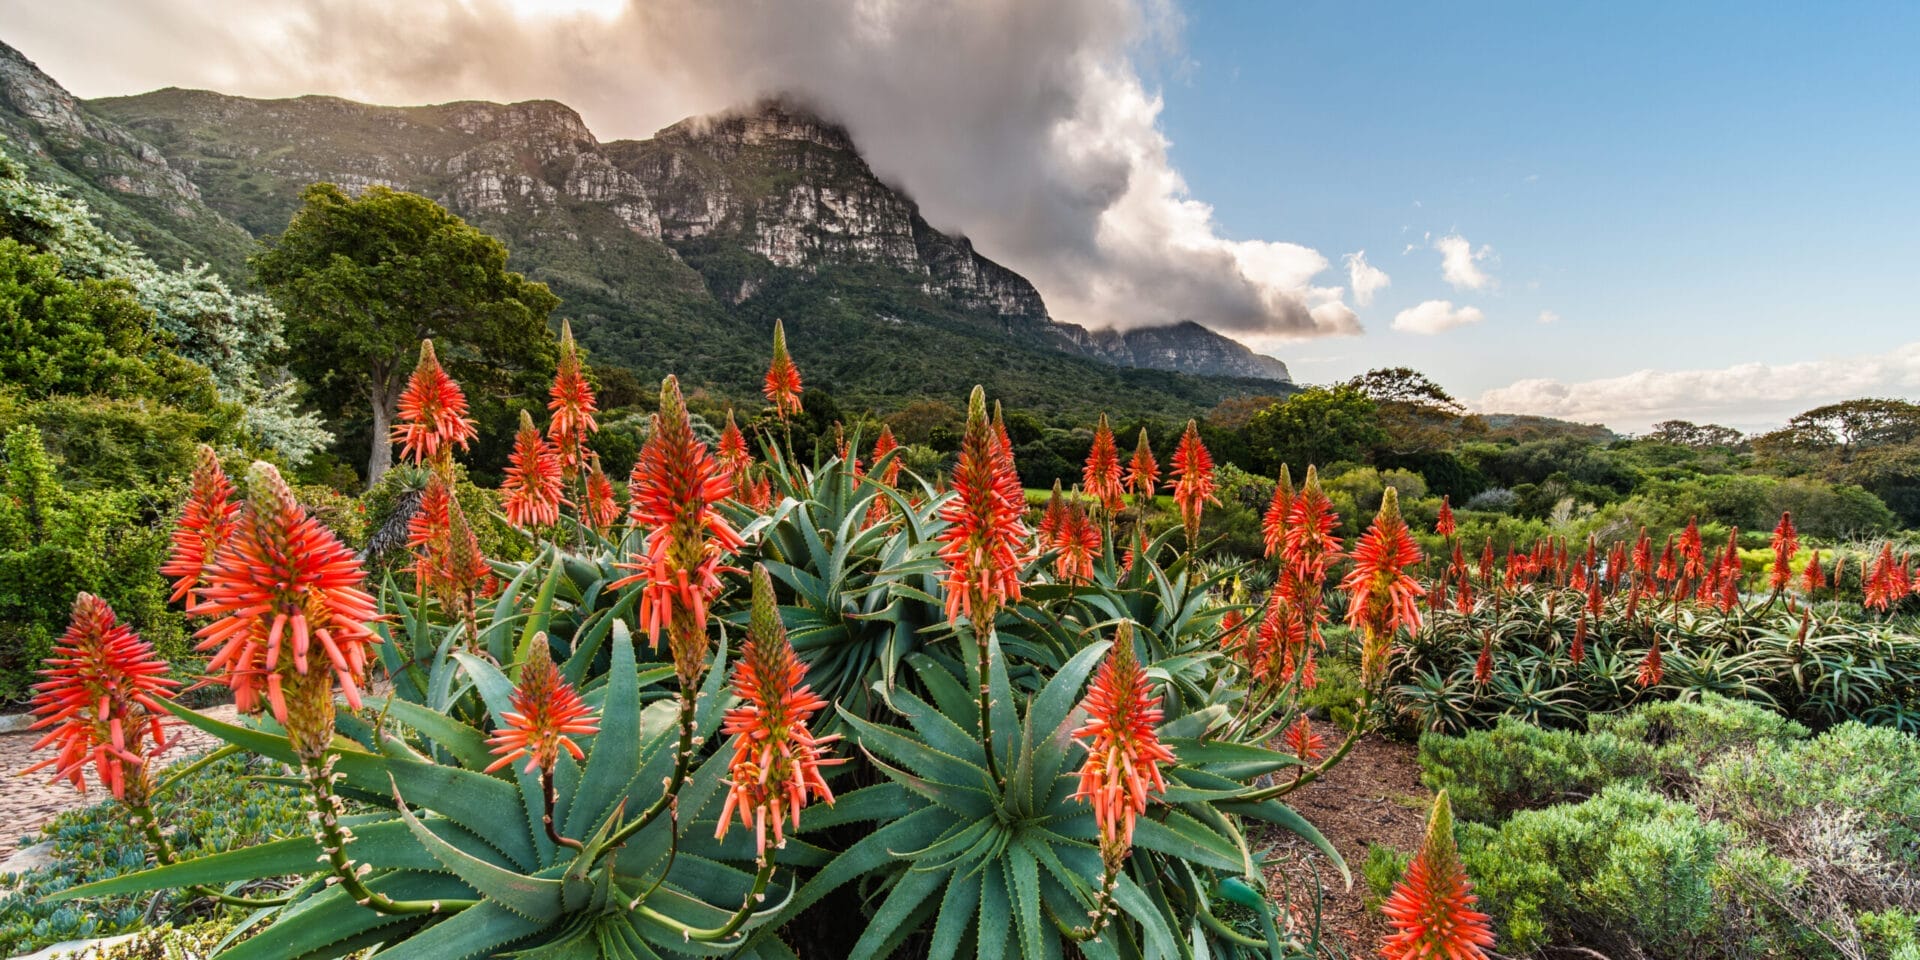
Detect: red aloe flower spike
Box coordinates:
(501, 410, 566, 529)
(1343, 486, 1425, 687)
(1168, 420, 1216, 546)
(1801, 549, 1825, 597)
(191, 463, 380, 756)
(392, 339, 478, 466)
(25, 594, 179, 802)
(1124, 427, 1159, 509)
(1039, 480, 1067, 545)
(1570, 613, 1588, 665)
(1218, 608, 1249, 663)
(407, 472, 455, 595)
(441, 497, 495, 602)
(613, 376, 745, 682)
(1283, 714, 1325, 766)
(1637, 638, 1665, 687)
(763, 319, 804, 420)
(1473, 634, 1494, 686)
(717, 566, 843, 856)
(1052, 501, 1101, 585)
(1478, 537, 1497, 586)
(1380, 791, 1496, 960)
(1071, 623, 1176, 864)
(864, 425, 903, 528)
(717, 409, 752, 489)
(1633, 528, 1654, 581)
(546, 320, 599, 478)
(486, 638, 599, 775)
(582, 455, 623, 536)
(161, 445, 238, 604)
(1679, 517, 1705, 582)
(1083, 414, 1126, 514)
(1261, 464, 1294, 560)
(1283, 466, 1344, 582)
(1435, 495, 1455, 538)
(1865, 543, 1900, 611)
(936, 387, 1031, 626)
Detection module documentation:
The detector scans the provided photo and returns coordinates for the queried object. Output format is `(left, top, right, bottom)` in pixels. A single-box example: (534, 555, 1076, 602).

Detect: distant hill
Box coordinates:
(1481, 413, 1617, 444)
(0, 40, 1294, 420)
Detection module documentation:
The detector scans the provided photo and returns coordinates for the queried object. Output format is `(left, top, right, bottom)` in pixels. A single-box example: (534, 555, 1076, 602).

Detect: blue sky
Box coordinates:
(1147, 2, 1920, 425)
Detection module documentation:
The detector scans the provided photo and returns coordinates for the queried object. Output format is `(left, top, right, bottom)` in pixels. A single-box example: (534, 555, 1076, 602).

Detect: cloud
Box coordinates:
(1392, 299, 1484, 335)
(1476, 342, 1920, 432)
(6, 0, 1363, 340)
(1434, 233, 1495, 290)
(1537, 310, 1560, 324)
(1343, 250, 1390, 307)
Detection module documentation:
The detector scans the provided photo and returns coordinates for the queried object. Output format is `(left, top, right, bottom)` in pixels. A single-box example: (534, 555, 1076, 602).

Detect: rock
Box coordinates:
(0, 713, 33, 734)
(13, 933, 141, 960)
(1, 839, 57, 877)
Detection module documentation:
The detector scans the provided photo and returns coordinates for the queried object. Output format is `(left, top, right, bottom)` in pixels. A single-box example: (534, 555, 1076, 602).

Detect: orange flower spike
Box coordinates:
(392, 339, 478, 466)
(191, 463, 380, 726)
(1434, 495, 1456, 538)
(1343, 486, 1426, 686)
(1282, 714, 1325, 765)
(546, 320, 600, 478)
(1070, 623, 1176, 856)
(1283, 466, 1345, 584)
(935, 387, 1031, 626)
(1637, 638, 1665, 687)
(869, 425, 902, 487)
(441, 497, 495, 600)
(716, 566, 843, 856)
(613, 376, 745, 676)
(1261, 464, 1294, 560)
(1168, 420, 1216, 545)
(1039, 480, 1067, 545)
(1124, 428, 1159, 508)
(1380, 791, 1496, 960)
(485, 639, 599, 776)
(1083, 414, 1126, 514)
(763, 319, 804, 420)
(717, 410, 752, 483)
(1767, 511, 1798, 594)
(161, 445, 238, 604)
(1053, 503, 1101, 585)
(582, 456, 622, 536)
(1570, 613, 1588, 665)
(1801, 549, 1825, 596)
(501, 411, 566, 528)
(24, 594, 179, 801)
(407, 473, 455, 594)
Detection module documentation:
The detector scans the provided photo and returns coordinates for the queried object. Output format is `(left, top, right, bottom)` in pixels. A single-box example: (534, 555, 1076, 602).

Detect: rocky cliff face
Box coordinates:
(1050, 321, 1291, 382)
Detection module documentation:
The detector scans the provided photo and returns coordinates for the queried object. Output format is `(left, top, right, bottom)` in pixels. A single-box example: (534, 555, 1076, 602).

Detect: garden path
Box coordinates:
(0, 705, 237, 859)
(1258, 726, 1428, 957)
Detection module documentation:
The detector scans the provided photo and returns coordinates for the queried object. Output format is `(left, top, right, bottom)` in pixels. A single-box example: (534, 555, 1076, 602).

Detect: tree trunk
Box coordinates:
(367, 374, 396, 489)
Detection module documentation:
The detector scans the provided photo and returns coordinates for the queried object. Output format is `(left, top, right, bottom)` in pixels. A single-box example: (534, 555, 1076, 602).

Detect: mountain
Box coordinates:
(0, 40, 1292, 419)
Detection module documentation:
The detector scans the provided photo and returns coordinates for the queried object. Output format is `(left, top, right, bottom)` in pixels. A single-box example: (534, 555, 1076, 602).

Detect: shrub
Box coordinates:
(1361, 843, 1410, 912)
(1697, 721, 1920, 873)
(1418, 717, 1650, 823)
(1590, 693, 1810, 789)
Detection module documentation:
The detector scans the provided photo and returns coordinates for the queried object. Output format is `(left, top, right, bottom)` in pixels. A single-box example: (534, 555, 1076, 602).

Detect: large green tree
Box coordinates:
(252, 184, 560, 485)
(1241, 385, 1386, 475)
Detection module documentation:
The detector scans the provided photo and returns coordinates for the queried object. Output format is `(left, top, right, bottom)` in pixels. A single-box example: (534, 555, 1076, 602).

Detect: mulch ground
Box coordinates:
(1257, 723, 1431, 958)
(0, 705, 237, 859)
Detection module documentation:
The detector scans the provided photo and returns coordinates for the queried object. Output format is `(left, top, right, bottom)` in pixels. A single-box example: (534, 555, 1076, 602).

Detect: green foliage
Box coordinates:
(1241, 385, 1385, 477)
(1419, 718, 1648, 823)
(0, 752, 310, 957)
(1360, 843, 1409, 912)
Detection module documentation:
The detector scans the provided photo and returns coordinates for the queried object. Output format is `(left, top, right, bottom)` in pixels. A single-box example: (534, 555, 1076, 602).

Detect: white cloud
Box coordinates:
(1475, 342, 1920, 432)
(5, 0, 1364, 340)
(1392, 299, 1484, 335)
(1434, 233, 1495, 290)
(1537, 310, 1560, 324)
(1343, 250, 1390, 307)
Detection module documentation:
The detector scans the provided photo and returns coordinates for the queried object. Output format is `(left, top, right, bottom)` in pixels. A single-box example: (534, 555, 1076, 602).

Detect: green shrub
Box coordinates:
(1697, 721, 1920, 872)
(1859, 910, 1920, 960)
(1361, 843, 1410, 912)
(1590, 693, 1810, 788)
(1302, 650, 1365, 731)
(1459, 786, 1730, 954)
(1419, 717, 1651, 823)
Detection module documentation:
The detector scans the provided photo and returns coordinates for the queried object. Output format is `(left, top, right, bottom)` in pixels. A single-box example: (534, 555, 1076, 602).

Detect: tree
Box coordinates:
(253, 184, 560, 485)
(1345, 367, 1483, 457)
(1345, 367, 1466, 412)
(1753, 399, 1920, 527)
(1649, 419, 1744, 449)
(1241, 386, 1386, 475)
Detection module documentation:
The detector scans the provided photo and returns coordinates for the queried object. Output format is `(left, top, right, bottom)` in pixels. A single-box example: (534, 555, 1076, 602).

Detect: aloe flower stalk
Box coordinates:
(763, 319, 804, 421)
(865, 424, 904, 527)
(583, 455, 622, 536)
(717, 409, 752, 491)
(1052, 501, 1101, 585)
(1282, 713, 1324, 767)
(25, 594, 178, 802)
(501, 410, 566, 529)
(716, 566, 843, 857)
(937, 386, 1029, 628)
(487, 638, 599, 847)
(1637, 638, 1665, 687)
(1168, 420, 1216, 546)
(1801, 549, 1825, 597)
(192, 462, 379, 760)
(1039, 480, 1067, 545)
(1380, 791, 1495, 960)
(546, 320, 599, 478)
(1124, 427, 1159, 509)
(1082, 414, 1126, 514)
(1071, 624, 1175, 863)
(1434, 495, 1455, 538)
(1343, 486, 1425, 687)
(1865, 543, 1903, 611)
(161, 445, 238, 604)
(392, 339, 477, 467)
(407, 472, 454, 594)
(1261, 464, 1293, 560)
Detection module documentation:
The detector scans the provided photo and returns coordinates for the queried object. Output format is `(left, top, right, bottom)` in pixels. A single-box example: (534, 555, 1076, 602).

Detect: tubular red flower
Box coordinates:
(25, 594, 178, 800)
(1380, 792, 1496, 960)
(717, 410, 752, 489)
(1083, 414, 1126, 514)
(546, 320, 599, 478)
(501, 411, 566, 528)
(1168, 420, 1216, 544)
(763, 319, 804, 420)
(440, 497, 495, 603)
(1124, 428, 1159, 508)
(1570, 614, 1588, 665)
(612, 376, 744, 678)
(486, 639, 598, 775)
(1637, 639, 1664, 687)
(1679, 517, 1706, 583)
(1865, 543, 1902, 611)
(1253, 587, 1309, 687)
(1434, 495, 1455, 538)
(1801, 549, 1825, 596)
(1343, 487, 1425, 685)
(191, 463, 380, 728)
(1071, 625, 1176, 857)
(1261, 464, 1294, 560)
(1633, 528, 1655, 582)
(864, 425, 903, 528)
(407, 473, 455, 594)
(161, 445, 238, 604)
(1039, 481, 1067, 545)
(717, 567, 842, 855)
(1473, 634, 1494, 686)
(392, 339, 477, 466)
(1052, 502, 1101, 585)
(1282, 714, 1325, 765)
(583, 456, 622, 536)
(936, 387, 1031, 625)
(1283, 467, 1344, 585)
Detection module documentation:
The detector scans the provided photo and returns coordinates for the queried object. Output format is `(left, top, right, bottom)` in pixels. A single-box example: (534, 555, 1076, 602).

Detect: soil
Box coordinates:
(1256, 724, 1431, 958)
(0, 705, 238, 859)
